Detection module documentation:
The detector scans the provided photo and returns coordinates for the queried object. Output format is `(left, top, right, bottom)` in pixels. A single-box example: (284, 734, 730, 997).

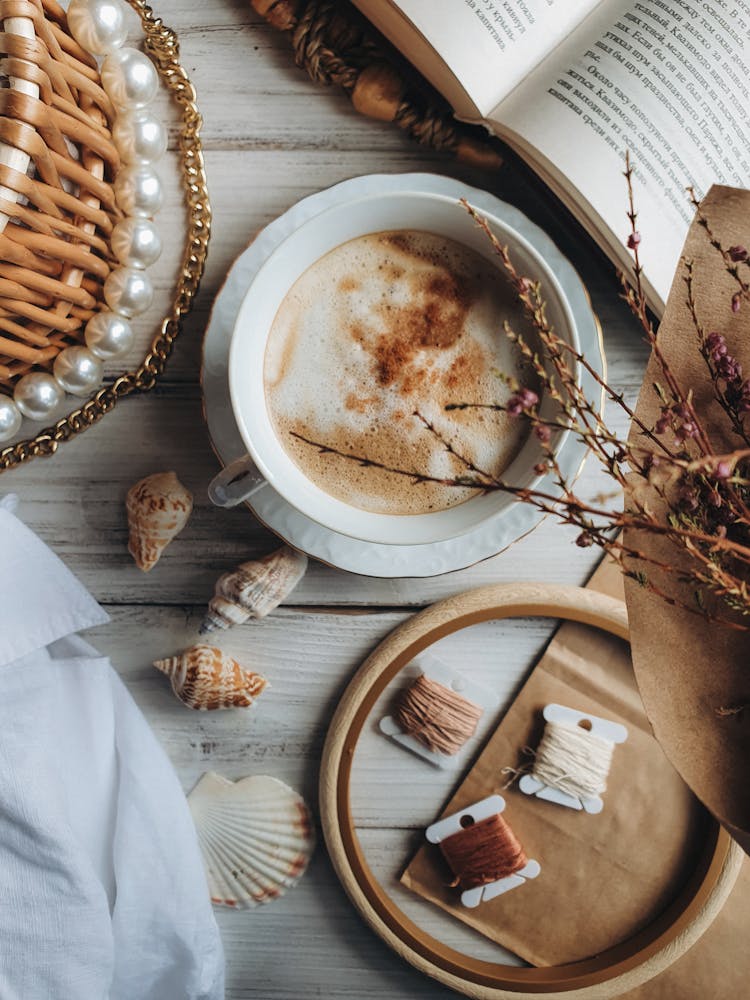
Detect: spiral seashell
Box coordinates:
(200, 545, 308, 634)
(188, 772, 315, 908)
(126, 471, 192, 571)
(153, 644, 267, 710)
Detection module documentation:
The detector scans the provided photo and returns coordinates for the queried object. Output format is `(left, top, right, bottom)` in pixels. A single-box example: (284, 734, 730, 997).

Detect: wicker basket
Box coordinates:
(0, 0, 119, 389)
(0, 0, 209, 470)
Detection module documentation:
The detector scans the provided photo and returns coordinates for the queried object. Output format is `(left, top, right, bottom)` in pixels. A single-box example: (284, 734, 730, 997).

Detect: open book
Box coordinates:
(352, 0, 750, 316)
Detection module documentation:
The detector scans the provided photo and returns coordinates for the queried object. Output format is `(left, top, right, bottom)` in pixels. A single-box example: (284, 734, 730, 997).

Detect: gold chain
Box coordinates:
(0, 1, 211, 471)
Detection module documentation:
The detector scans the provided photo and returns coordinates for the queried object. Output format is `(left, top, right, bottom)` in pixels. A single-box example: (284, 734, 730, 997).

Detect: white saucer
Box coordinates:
(201, 172, 604, 578)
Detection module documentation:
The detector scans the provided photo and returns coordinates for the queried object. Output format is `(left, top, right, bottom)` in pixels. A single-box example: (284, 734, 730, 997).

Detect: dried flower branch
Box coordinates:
(293, 154, 750, 627)
(689, 186, 750, 313)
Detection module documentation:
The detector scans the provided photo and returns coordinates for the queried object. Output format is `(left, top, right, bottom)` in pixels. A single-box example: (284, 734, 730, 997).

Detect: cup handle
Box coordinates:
(208, 455, 267, 508)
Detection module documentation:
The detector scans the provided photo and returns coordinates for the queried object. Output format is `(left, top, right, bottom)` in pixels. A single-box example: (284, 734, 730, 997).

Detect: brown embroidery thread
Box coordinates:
(439, 813, 528, 890)
(394, 674, 483, 755)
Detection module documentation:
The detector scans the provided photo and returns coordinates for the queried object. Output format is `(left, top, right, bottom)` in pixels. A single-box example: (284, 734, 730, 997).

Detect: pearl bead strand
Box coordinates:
(1, 0, 166, 441)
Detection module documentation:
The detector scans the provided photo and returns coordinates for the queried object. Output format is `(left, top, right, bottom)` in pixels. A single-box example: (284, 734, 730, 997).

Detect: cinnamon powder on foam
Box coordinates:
(263, 230, 538, 516)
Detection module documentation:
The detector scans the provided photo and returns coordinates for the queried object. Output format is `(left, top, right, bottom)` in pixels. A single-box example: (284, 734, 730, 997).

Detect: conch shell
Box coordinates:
(126, 471, 192, 572)
(200, 545, 307, 634)
(153, 644, 267, 710)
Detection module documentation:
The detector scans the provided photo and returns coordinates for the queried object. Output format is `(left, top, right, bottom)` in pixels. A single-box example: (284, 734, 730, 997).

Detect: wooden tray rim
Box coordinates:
(319, 582, 743, 999)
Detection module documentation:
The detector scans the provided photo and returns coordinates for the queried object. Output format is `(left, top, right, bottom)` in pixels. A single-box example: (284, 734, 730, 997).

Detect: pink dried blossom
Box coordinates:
(715, 460, 732, 479)
(507, 387, 539, 416)
(706, 331, 727, 357)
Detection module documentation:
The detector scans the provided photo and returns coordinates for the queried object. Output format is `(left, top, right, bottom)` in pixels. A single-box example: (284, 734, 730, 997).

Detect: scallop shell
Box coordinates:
(188, 772, 315, 908)
(153, 644, 267, 710)
(126, 471, 193, 572)
(200, 545, 308, 634)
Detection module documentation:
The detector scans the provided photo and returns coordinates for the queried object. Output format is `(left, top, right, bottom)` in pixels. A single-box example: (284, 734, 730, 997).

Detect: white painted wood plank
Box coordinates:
(89, 605, 553, 803)
(1, 406, 625, 604)
(213, 851, 467, 1000)
(91, 604, 411, 800)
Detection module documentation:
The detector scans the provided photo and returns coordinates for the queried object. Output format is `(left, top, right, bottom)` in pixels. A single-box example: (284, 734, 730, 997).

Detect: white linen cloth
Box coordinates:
(0, 495, 225, 999)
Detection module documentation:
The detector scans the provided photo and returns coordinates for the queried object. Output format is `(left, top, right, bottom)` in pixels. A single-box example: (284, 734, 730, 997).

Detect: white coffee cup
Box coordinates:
(208, 189, 579, 545)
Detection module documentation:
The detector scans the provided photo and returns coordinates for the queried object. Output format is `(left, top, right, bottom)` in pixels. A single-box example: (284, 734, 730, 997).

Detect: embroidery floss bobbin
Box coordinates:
(379, 656, 498, 769)
(440, 814, 527, 887)
(426, 794, 540, 908)
(394, 674, 483, 754)
(519, 703, 628, 813)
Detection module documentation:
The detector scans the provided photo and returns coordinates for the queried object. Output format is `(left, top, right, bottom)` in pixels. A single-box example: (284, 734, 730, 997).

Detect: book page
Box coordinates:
(361, 0, 602, 119)
(492, 0, 750, 310)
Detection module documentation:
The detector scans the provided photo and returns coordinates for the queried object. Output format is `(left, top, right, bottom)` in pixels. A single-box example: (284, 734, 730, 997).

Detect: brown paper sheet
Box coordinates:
(401, 558, 708, 967)
(623, 185, 750, 852)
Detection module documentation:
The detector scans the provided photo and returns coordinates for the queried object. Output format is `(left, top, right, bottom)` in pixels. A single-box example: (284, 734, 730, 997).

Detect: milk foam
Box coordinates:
(264, 230, 538, 516)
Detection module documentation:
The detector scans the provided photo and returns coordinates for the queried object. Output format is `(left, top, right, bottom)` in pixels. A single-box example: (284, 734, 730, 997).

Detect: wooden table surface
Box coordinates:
(2, 2, 650, 997)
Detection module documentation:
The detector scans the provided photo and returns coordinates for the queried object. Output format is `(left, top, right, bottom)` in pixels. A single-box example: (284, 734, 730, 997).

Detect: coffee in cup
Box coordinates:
(212, 187, 578, 546)
(263, 229, 540, 516)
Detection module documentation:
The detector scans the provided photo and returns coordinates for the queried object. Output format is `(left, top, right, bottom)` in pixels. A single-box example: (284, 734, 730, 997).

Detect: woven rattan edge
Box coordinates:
(0, 0, 211, 471)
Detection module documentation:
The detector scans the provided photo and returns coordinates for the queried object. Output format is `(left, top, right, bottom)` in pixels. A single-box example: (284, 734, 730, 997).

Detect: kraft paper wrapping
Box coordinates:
(622, 185, 750, 853)
(401, 558, 710, 967)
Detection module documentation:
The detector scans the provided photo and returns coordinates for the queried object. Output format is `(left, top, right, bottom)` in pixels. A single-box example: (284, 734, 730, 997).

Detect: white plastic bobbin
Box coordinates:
(519, 703, 628, 814)
(379, 653, 499, 770)
(425, 794, 541, 909)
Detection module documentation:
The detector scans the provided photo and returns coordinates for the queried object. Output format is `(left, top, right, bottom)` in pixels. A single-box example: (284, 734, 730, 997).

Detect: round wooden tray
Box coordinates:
(319, 583, 742, 998)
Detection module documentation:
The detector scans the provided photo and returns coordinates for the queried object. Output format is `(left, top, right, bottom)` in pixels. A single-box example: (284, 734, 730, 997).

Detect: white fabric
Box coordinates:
(0, 495, 225, 999)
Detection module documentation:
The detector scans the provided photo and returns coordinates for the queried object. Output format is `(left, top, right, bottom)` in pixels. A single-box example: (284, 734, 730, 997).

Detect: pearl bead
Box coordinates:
(111, 217, 162, 269)
(114, 165, 163, 217)
(53, 347, 104, 396)
(0, 395, 22, 442)
(101, 47, 158, 110)
(113, 110, 168, 164)
(85, 310, 135, 359)
(67, 0, 128, 55)
(104, 266, 153, 317)
(14, 373, 65, 421)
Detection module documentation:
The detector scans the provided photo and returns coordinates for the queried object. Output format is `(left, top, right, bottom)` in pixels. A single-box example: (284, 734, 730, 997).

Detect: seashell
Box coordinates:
(153, 644, 267, 710)
(126, 471, 193, 571)
(200, 545, 307, 634)
(188, 771, 315, 908)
